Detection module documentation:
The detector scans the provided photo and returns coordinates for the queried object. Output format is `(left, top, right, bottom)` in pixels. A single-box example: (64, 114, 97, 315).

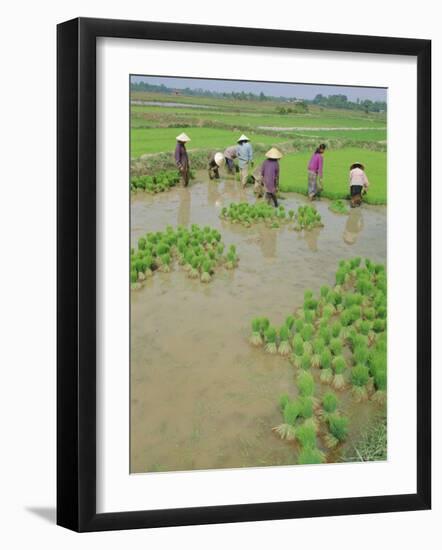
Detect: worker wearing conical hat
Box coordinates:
(236, 134, 253, 188)
(261, 147, 283, 207)
(348, 162, 369, 207)
(175, 133, 191, 187)
(207, 151, 225, 180)
(223, 145, 239, 175)
(307, 143, 326, 200)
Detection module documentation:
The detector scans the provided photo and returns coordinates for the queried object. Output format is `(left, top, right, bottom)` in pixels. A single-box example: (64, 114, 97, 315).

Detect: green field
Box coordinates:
(130, 91, 387, 205)
(131, 127, 286, 158)
(278, 148, 387, 204)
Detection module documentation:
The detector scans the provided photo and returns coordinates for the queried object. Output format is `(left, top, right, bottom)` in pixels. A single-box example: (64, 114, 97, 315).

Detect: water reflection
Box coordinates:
(177, 188, 191, 226)
(303, 226, 322, 252)
(343, 208, 363, 245)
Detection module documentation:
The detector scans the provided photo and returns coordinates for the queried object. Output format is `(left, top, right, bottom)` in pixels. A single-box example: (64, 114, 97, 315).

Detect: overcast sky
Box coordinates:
(131, 75, 387, 102)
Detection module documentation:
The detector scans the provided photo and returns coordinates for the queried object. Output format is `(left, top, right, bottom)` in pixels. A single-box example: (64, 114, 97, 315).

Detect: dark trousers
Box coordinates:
(208, 160, 220, 179)
(350, 185, 363, 207)
(266, 192, 278, 207)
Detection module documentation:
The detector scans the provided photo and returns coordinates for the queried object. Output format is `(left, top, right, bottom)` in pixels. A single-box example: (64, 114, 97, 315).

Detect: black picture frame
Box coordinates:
(57, 17, 431, 532)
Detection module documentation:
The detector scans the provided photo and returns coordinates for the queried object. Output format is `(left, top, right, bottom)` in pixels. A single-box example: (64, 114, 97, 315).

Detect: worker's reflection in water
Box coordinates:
(177, 187, 191, 227)
(258, 225, 277, 258)
(304, 226, 322, 252)
(343, 208, 363, 245)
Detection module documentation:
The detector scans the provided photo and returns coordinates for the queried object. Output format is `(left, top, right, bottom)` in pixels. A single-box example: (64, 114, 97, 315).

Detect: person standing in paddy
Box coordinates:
(261, 147, 283, 207)
(307, 143, 326, 200)
(174, 132, 191, 187)
(348, 162, 369, 207)
(237, 134, 254, 187)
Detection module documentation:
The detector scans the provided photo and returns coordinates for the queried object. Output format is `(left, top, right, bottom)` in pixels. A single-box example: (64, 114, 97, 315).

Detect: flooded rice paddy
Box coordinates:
(130, 173, 386, 473)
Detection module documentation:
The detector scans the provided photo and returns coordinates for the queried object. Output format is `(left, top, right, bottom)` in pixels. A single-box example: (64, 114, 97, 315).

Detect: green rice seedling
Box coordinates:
(319, 325, 331, 345)
(320, 285, 331, 299)
(359, 320, 371, 336)
(330, 338, 342, 356)
(373, 319, 386, 333)
(137, 237, 147, 250)
(130, 270, 138, 284)
(351, 364, 370, 401)
(250, 318, 263, 347)
(322, 391, 338, 414)
(288, 209, 295, 220)
(332, 356, 347, 390)
(331, 321, 342, 339)
(311, 338, 325, 368)
(200, 260, 212, 283)
(301, 323, 314, 342)
(264, 327, 277, 354)
(329, 199, 349, 215)
(353, 344, 369, 366)
(294, 318, 304, 333)
(298, 396, 314, 419)
(300, 353, 312, 371)
(297, 445, 325, 465)
(295, 421, 317, 448)
(188, 257, 200, 279)
(304, 290, 313, 301)
(285, 315, 295, 331)
(259, 318, 270, 335)
(322, 304, 335, 321)
(364, 307, 376, 321)
(279, 394, 290, 411)
(325, 413, 349, 448)
(297, 371, 315, 397)
(159, 253, 171, 273)
(272, 423, 297, 441)
(349, 304, 362, 323)
(350, 257, 362, 269)
(372, 368, 387, 404)
(283, 400, 301, 425)
(304, 309, 315, 324)
(278, 325, 292, 356)
(319, 349, 333, 384)
(335, 268, 347, 286)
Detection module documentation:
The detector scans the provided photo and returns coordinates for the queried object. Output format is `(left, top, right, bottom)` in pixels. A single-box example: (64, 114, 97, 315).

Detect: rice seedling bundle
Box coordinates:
(264, 327, 278, 354)
(319, 349, 333, 384)
(297, 371, 315, 397)
(278, 325, 292, 356)
(329, 199, 350, 215)
(295, 421, 317, 448)
(250, 318, 263, 346)
(283, 400, 301, 425)
(220, 201, 289, 228)
(325, 413, 349, 448)
(311, 338, 325, 368)
(297, 445, 325, 465)
(330, 338, 343, 356)
(131, 224, 239, 286)
(332, 356, 347, 390)
(351, 364, 370, 401)
(131, 169, 182, 193)
(294, 205, 324, 231)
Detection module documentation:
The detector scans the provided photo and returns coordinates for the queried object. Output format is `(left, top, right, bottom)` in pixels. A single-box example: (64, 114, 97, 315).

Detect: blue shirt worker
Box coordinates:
(236, 134, 253, 187)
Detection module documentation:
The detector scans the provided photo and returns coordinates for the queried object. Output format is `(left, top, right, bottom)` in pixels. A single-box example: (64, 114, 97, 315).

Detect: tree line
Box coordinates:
(130, 81, 387, 113)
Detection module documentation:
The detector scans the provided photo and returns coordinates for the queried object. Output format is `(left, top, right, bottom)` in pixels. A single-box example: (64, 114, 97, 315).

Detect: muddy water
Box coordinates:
(130, 173, 386, 473)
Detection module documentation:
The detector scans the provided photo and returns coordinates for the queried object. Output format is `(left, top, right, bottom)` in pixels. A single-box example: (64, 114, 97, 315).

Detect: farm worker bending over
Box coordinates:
(223, 145, 238, 174)
(175, 132, 191, 187)
(207, 152, 225, 180)
(237, 134, 254, 187)
(307, 143, 326, 200)
(261, 147, 283, 207)
(348, 162, 369, 207)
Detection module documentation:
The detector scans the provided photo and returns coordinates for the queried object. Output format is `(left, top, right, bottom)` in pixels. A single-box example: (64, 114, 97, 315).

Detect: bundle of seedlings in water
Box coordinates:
(297, 444, 325, 465)
(159, 253, 172, 273)
(290, 334, 305, 368)
(329, 199, 350, 215)
(294, 317, 304, 334)
(220, 201, 286, 228)
(264, 327, 278, 354)
(131, 169, 181, 194)
(332, 355, 347, 390)
(351, 364, 370, 402)
(249, 318, 263, 347)
(273, 399, 300, 440)
(297, 371, 315, 398)
(278, 325, 292, 356)
(330, 337, 343, 356)
(319, 349, 333, 384)
(320, 390, 339, 421)
(295, 421, 317, 448)
(331, 321, 342, 339)
(294, 205, 324, 231)
(369, 344, 387, 404)
(200, 260, 212, 283)
(311, 337, 326, 368)
(324, 413, 349, 449)
(225, 245, 239, 270)
(319, 324, 332, 345)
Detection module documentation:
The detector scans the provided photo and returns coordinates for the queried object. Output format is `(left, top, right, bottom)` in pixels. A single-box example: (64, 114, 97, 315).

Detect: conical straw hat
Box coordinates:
(176, 132, 191, 142)
(237, 134, 250, 142)
(265, 147, 283, 159)
(350, 162, 365, 170)
(214, 152, 225, 166)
